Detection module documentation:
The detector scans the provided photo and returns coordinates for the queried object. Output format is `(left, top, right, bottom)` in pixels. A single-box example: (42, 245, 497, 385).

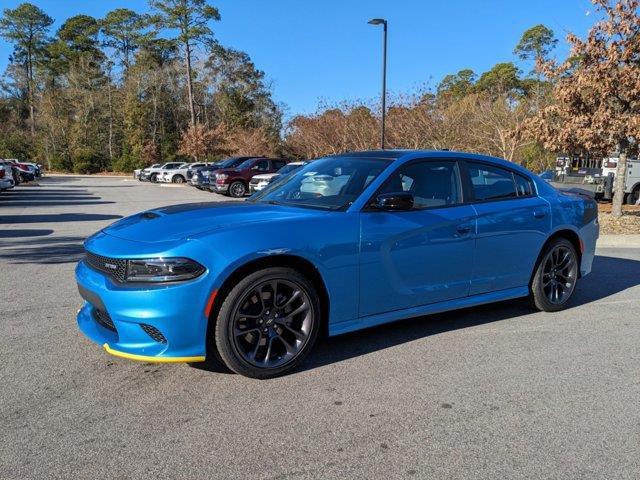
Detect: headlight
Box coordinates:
(126, 258, 205, 282)
(216, 173, 228, 180)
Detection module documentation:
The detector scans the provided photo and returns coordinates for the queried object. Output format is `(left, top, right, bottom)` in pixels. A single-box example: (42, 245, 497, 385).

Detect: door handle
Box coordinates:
(456, 224, 472, 235)
(533, 209, 547, 218)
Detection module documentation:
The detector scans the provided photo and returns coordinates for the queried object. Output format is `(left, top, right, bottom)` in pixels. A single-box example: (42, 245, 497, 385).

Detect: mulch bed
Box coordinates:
(598, 203, 640, 234)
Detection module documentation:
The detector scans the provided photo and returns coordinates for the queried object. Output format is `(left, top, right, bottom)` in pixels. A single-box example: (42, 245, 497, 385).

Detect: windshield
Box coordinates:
(218, 157, 249, 169)
(276, 163, 303, 175)
(236, 158, 258, 170)
(251, 156, 391, 210)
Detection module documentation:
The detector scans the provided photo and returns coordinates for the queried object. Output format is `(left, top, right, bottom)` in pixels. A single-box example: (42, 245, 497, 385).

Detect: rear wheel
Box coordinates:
(214, 267, 320, 379)
(529, 238, 579, 312)
(172, 175, 185, 184)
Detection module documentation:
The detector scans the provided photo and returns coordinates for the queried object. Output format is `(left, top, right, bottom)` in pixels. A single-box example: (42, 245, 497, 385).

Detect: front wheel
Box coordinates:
(529, 238, 579, 312)
(214, 268, 320, 379)
(228, 181, 246, 198)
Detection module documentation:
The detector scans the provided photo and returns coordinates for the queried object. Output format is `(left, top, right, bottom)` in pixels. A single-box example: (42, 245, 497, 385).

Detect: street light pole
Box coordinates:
(368, 18, 387, 150)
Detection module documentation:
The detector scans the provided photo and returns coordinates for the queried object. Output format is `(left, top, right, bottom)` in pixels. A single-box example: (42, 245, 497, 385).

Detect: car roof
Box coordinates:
(331, 149, 532, 175)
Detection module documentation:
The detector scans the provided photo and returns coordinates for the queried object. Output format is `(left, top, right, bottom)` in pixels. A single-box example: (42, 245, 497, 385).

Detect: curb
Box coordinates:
(46, 173, 130, 179)
(597, 234, 640, 248)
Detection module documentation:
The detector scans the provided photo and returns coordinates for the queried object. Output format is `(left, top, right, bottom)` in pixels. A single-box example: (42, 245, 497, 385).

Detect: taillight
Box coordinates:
(0, 169, 5, 178)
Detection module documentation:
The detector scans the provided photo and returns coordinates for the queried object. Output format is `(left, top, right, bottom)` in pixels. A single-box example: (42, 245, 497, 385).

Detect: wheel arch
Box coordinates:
(230, 178, 248, 186)
(206, 254, 331, 344)
(531, 229, 583, 285)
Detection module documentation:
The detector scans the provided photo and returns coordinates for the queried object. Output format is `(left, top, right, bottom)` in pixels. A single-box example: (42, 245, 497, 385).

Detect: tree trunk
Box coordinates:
(184, 40, 196, 127)
(611, 147, 627, 218)
(107, 77, 114, 162)
(27, 47, 35, 137)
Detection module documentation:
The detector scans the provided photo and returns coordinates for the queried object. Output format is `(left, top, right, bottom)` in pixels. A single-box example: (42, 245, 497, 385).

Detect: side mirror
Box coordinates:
(373, 192, 414, 211)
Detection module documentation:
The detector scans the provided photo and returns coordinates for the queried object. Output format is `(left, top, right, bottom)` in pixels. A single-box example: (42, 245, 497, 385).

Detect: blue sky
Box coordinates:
(0, 0, 596, 116)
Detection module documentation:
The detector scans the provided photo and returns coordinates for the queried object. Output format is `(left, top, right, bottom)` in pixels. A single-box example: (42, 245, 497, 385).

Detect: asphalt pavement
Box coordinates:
(1, 176, 639, 480)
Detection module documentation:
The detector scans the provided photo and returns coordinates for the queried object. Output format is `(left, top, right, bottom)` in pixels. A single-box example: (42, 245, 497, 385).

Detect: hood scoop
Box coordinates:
(141, 211, 160, 220)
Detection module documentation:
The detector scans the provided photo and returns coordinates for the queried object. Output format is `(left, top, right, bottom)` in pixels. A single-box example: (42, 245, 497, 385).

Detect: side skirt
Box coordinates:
(329, 286, 529, 337)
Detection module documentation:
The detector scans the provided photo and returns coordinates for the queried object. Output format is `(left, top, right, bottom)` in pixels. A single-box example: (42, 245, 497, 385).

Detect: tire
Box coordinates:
(529, 238, 579, 312)
(214, 267, 321, 379)
(228, 181, 247, 198)
(150, 173, 158, 183)
(625, 186, 640, 205)
(172, 175, 185, 184)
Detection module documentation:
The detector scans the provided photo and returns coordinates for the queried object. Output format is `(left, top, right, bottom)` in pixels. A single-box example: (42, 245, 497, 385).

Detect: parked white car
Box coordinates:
(159, 162, 208, 184)
(249, 161, 307, 193)
(140, 162, 186, 182)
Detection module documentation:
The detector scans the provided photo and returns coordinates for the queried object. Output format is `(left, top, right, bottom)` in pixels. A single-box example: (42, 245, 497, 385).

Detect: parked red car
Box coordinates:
(209, 157, 288, 197)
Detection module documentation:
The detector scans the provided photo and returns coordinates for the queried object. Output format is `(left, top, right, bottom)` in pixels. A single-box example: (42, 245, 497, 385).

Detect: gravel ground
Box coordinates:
(1, 176, 639, 480)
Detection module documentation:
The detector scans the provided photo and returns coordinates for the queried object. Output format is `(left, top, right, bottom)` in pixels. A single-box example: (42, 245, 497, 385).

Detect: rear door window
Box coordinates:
(468, 163, 517, 201)
(514, 173, 534, 196)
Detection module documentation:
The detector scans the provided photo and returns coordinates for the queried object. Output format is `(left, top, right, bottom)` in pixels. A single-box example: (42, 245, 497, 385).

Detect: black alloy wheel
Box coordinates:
(214, 268, 320, 378)
(530, 238, 578, 312)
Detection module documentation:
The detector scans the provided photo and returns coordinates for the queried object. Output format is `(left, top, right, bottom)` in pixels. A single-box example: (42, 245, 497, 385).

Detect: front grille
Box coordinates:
(140, 324, 167, 344)
(93, 308, 116, 332)
(85, 251, 127, 282)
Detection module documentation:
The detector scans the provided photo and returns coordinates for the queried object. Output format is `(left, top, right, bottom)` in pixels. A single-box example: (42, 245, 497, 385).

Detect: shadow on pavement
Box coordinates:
(2, 201, 115, 207)
(0, 229, 54, 238)
(296, 254, 640, 374)
(0, 240, 85, 264)
(0, 213, 122, 224)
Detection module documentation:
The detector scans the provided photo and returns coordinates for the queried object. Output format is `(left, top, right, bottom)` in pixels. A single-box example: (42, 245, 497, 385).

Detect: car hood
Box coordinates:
(215, 168, 242, 175)
(252, 173, 278, 181)
(103, 202, 325, 243)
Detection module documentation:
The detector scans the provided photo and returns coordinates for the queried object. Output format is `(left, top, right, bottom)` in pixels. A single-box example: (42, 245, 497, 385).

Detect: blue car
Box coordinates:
(76, 150, 599, 378)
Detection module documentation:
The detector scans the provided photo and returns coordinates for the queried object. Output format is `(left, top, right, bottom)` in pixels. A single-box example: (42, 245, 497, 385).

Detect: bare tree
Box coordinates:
(528, 0, 640, 217)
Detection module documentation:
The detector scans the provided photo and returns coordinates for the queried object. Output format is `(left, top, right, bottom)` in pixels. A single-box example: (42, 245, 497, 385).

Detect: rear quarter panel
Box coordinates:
(537, 179, 599, 277)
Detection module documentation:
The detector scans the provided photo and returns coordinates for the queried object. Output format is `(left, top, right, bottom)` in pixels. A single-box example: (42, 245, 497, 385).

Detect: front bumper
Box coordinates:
(0, 178, 14, 190)
(190, 177, 210, 187)
(75, 259, 210, 362)
(249, 182, 268, 193)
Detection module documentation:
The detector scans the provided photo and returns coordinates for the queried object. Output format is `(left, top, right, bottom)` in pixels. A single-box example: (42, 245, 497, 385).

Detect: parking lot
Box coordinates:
(1, 176, 639, 479)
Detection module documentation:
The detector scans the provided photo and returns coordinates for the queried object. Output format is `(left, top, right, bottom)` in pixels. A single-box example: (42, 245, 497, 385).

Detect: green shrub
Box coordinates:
(50, 154, 73, 172)
(71, 148, 102, 174)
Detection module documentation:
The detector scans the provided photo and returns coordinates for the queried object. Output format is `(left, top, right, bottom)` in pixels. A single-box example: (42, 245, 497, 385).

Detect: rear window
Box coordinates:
(514, 173, 534, 196)
(468, 163, 517, 201)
